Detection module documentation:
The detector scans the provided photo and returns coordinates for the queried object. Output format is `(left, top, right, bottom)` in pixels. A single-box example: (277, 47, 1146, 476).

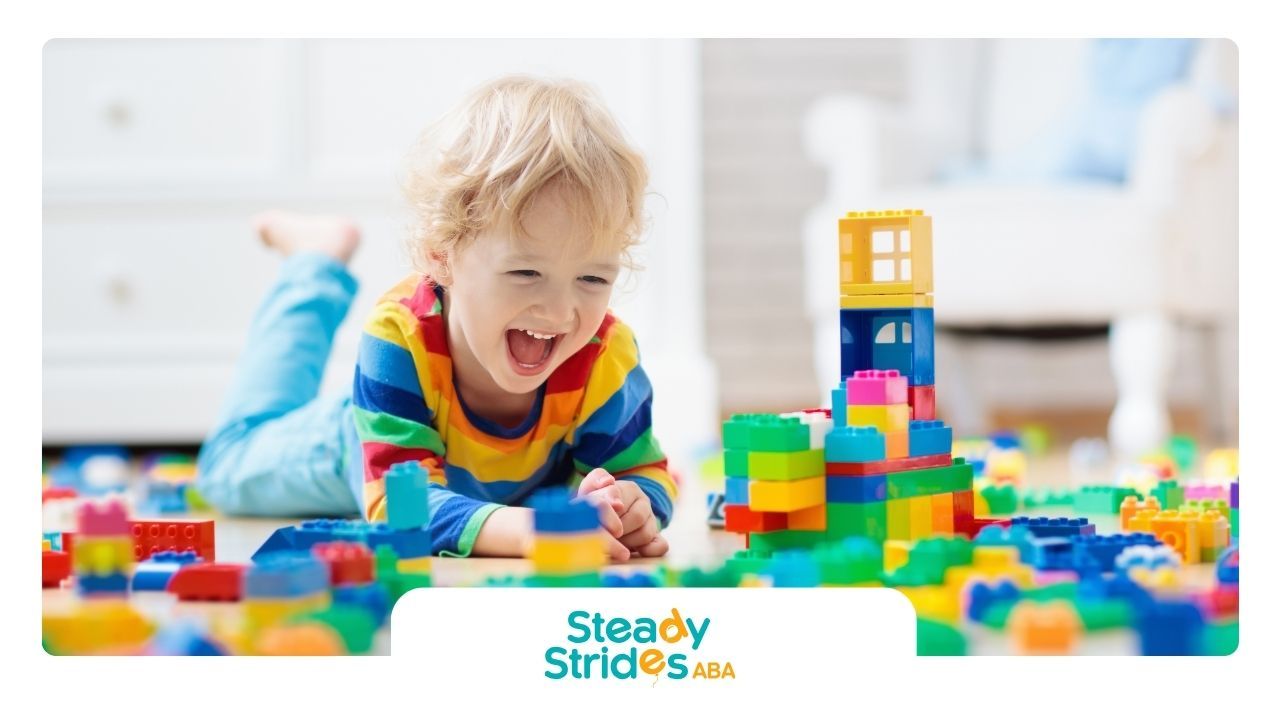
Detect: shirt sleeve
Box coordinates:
(566, 321, 678, 528)
(352, 299, 501, 556)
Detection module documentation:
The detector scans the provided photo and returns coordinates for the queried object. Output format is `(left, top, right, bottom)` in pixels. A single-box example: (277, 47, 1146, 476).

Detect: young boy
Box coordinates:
(197, 76, 675, 562)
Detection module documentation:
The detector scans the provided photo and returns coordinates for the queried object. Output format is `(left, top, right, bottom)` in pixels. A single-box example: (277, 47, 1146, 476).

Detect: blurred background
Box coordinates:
(43, 39, 1238, 478)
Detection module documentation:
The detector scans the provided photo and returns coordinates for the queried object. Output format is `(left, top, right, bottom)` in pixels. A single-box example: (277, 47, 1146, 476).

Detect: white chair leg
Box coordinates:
(1108, 312, 1175, 459)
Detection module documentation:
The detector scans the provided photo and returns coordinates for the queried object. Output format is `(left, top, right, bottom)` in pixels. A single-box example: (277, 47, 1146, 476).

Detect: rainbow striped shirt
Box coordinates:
(352, 275, 676, 556)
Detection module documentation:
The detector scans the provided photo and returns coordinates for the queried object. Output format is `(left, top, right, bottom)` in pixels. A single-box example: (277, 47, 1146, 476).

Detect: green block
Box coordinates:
(289, 607, 378, 654)
(887, 459, 974, 499)
(826, 501, 887, 542)
(1167, 434, 1198, 474)
(1077, 600, 1134, 631)
(812, 539, 882, 584)
(1203, 621, 1239, 656)
(749, 415, 811, 452)
(1021, 582, 1079, 603)
(672, 565, 744, 588)
(748, 529, 825, 554)
(724, 449, 749, 477)
(1184, 498, 1229, 514)
(525, 572, 603, 588)
(1074, 485, 1141, 515)
(890, 537, 974, 585)
(981, 484, 1018, 514)
(723, 549, 772, 577)
(747, 449, 824, 480)
(1022, 488, 1075, 510)
(1231, 507, 1239, 537)
(1152, 480, 1184, 511)
(917, 618, 967, 656)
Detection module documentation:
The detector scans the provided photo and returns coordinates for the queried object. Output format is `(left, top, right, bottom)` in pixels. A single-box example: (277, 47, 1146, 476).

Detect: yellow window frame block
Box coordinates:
(838, 209, 934, 296)
(747, 476, 825, 513)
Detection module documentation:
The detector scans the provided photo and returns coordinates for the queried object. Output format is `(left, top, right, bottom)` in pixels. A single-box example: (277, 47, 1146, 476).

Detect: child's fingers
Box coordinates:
(576, 468, 615, 496)
(583, 484, 626, 514)
(618, 515, 660, 550)
(587, 499, 624, 538)
(603, 532, 632, 563)
(635, 534, 670, 558)
(617, 501, 651, 535)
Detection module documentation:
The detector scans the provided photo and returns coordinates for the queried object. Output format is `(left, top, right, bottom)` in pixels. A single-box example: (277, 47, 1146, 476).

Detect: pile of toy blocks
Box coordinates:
(73, 500, 135, 597)
(527, 488, 606, 587)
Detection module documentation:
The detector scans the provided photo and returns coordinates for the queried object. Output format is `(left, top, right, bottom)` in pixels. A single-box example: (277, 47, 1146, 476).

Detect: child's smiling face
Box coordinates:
(437, 183, 622, 401)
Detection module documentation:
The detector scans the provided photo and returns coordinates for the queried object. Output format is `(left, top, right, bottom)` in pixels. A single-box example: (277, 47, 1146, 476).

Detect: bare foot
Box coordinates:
(252, 210, 361, 265)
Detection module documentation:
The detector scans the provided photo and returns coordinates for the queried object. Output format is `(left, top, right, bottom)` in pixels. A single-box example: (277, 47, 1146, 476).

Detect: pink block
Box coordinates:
(76, 500, 130, 537)
(1185, 485, 1228, 501)
(845, 369, 908, 405)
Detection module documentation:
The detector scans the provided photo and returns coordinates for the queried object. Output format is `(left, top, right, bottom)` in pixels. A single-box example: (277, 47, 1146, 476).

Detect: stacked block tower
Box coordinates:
(527, 488, 606, 587)
(74, 500, 135, 597)
(722, 209, 974, 552)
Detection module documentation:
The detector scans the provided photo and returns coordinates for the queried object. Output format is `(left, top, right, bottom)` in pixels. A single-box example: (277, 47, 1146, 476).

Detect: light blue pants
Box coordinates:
(196, 253, 363, 517)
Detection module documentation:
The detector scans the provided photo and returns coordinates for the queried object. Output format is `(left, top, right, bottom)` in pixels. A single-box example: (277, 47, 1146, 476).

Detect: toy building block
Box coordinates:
(787, 504, 827, 531)
(723, 449, 748, 477)
(312, 542, 375, 586)
(1147, 509, 1201, 564)
(765, 551, 821, 587)
(73, 536, 135, 576)
(839, 307, 935, 385)
(1230, 480, 1238, 509)
(917, 617, 967, 656)
(830, 388, 848, 426)
(886, 459, 974, 500)
(1120, 496, 1161, 530)
(1027, 538, 1075, 571)
(167, 563, 246, 602)
(745, 415, 811, 452)
(748, 476, 825, 512)
(531, 534, 607, 574)
(826, 452, 951, 478)
(1070, 533, 1161, 573)
(826, 473, 887, 503)
(907, 496, 934, 539)
(885, 430, 909, 459)
(1188, 508, 1231, 562)
(725, 476, 749, 504)
(130, 519, 216, 562)
(1137, 600, 1205, 656)
(746, 529, 825, 554)
(706, 492, 726, 528)
(966, 580, 1022, 623)
(837, 209, 934, 296)
(845, 369, 908, 405)
(847, 403, 911, 434)
(722, 413, 779, 450)
(1216, 545, 1239, 585)
(43, 601, 155, 655)
(384, 461, 430, 531)
(825, 502, 887, 542)
(131, 550, 200, 591)
(529, 489, 600, 534)
(146, 620, 229, 656)
(907, 384, 936, 421)
(886, 498, 910, 540)
(1009, 516, 1096, 539)
(1152, 480, 1184, 512)
(747, 449, 825, 481)
(42, 550, 71, 589)
(824, 426, 886, 463)
(244, 554, 330, 600)
(953, 489, 975, 537)
(980, 484, 1018, 514)
(1008, 600, 1082, 655)
(724, 505, 787, 533)
(908, 420, 951, 457)
(840, 293, 934, 309)
(813, 538, 883, 585)
(372, 546, 432, 601)
(931, 492, 955, 534)
(1074, 486, 1141, 515)
(76, 500, 130, 536)
(779, 409, 834, 449)
(333, 583, 392, 628)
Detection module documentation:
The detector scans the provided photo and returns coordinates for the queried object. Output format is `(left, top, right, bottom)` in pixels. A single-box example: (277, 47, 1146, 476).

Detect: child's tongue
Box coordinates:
(507, 329, 552, 366)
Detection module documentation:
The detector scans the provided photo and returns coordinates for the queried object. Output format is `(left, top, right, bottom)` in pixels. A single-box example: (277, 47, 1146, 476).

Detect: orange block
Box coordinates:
(930, 492, 954, 535)
(885, 431, 909, 459)
(1120, 496, 1161, 531)
(787, 504, 827, 531)
(1008, 600, 1082, 655)
(1150, 510, 1200, 564)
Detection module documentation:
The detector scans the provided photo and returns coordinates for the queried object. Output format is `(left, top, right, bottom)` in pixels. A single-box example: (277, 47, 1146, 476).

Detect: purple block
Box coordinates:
(1231, 480, 1239, 509)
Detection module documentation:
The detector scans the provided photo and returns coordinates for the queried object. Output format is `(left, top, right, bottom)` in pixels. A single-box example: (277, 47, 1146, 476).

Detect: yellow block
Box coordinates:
(748, 476, 825, 513)
(838, 210, 934, 296)
(839, 293, 933, 309)
(931, 492, 955, 535)
(897, 584, 961, 624)
(43, 600, 154, 654)
(1194, 510, 1231, 551)
(43, 539, 52, 552)
(883, 540, 911, 573)
(531, 534, 606, 574)
(397, 556, 433, 574)
(944, 563, 1035, 591)
(244, 593, 330, 636)
(847, 404, 910, 434)
(787, 503, 826, 531)
(886, 499, 910, 541)
(908, 496, 933, 539)
(1150, 510, 1200, 564)
(72, 536, 135, 576)
(972, 546, 1021, 570)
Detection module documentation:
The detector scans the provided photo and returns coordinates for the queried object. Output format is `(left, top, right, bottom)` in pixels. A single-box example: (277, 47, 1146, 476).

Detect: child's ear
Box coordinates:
(426, 249, 453, 286)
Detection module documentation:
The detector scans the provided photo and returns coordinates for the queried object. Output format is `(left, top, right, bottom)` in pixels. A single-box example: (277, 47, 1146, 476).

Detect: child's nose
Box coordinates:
(531, 288, 575, 327)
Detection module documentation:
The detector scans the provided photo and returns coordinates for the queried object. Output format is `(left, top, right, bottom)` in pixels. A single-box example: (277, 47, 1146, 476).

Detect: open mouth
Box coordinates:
(506, 328, 562, 376)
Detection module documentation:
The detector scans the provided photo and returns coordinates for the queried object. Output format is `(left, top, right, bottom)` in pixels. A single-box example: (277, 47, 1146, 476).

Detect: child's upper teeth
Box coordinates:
(523, 329, 556, 340)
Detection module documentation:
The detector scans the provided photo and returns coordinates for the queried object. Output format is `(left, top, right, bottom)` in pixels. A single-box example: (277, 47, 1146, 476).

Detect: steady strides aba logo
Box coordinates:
(544, 608, 736, 682)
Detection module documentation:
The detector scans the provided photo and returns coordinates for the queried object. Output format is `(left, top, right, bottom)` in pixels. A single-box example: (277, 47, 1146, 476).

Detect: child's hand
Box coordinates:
(614, 479, 669, 558)
(575, 468, 631, 562)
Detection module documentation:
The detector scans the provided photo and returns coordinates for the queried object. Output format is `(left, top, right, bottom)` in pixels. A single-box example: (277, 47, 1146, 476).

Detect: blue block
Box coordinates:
(293, 519, 369, 549)
(42, 531, 62, 552)
(967, 580, 1021, 622)
(148, 621, 228, 656)
(366, 525, 433, 559)
(529, 488, 600, 533)
(77, 573, 130, 596)
(1029, 537, 1075, 570)
(990, 431, 1021, 449)
(838, 308, 935, 386)
(766, 550, 820, 587)
(1137, 600, 1205, 655)
(385, 461, 430, 531)
(1070, 533, 1161, 573)
(825, 426, 887, 463)
(1216, 545, 1239, 584)
(132, 550, 200, 591)
(974, 524, 1036, 563)
(907, 420, 951, 457)
(1010, 516, 1096, 539)
(603, 572, 662, 588)
(725, 476, 750, 505)
(334, 582, 392, 627)
(826, 474, 887, 503)
(1079, 573, 1152, 606)
(245, 552, 330, 599)
(831, 387, 847, 427)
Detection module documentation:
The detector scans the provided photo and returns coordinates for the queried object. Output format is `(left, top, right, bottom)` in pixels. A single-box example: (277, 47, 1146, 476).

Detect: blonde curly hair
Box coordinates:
(402, 75, 650, 274)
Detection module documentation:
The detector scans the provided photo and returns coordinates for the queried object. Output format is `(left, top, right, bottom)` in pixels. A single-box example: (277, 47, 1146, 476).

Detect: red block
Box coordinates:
(131, 519, 216, 562)
(312, 542, 374, 586)
(167, 563, 244, 601)
(42, 550, 71, 589)
(826, 453, 951, 477)
(42, 487, 77, 503)
(60, 532, 76, 559)
(908, 385, 936, 421)
(724, 505, 787, 533)
(965, 516, 1011, 539)
(953, 489, 974, 536)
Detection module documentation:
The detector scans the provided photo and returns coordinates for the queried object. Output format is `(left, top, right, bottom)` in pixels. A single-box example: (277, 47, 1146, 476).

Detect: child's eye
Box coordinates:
(580, 276, 610, 286)
(508, 270, 540, 279)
